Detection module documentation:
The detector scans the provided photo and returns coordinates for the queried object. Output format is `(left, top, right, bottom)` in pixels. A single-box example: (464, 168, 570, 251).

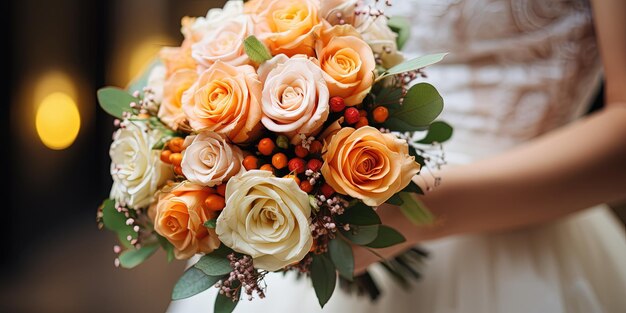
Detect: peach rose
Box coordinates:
(315, 24, 376, 106)
(321, 126, 421, 206)
(160, 43, 197, 78)
(255, 0, 323, 57)
(182, 61, 263, 144)
(181, 131, 244, 187)
(154, 182, 221, 259)
(191, 15, 253, 69)
(158, 69, 197, 131)
(258, 54, 329, 144)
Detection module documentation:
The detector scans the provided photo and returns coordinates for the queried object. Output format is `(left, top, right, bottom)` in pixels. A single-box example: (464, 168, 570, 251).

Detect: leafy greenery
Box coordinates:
(383, 83, 444, 131)
(100, 199, 136, 248)
(194, 253, 233, 276)
(375, 87, 403, 106)
(97, 87, 138, 119)
(379, 53, 448, 79)
(398, 192, 435, 225)
(172, 267, 222, 300)
(340, 224, 380, 245)
(214, 285, 240, 313)
(118, 244, 158, 269)
(157, 234, 175, 262)
(366, 226, 406, 249)
(243, 35, 272, 64)
(311, 254, 337, 308)
(204, 219, 217, 229)
(328, 238, 354, 281)
(402, 182, 424, 195)
(417, 121, 454, 144)
(336, 202, 381, 226)
(127, 58, 162, 94)
(387, 16, 410, 50)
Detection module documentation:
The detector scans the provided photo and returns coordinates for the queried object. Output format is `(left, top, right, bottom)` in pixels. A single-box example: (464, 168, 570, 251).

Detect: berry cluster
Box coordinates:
(216, 254, 267, 302)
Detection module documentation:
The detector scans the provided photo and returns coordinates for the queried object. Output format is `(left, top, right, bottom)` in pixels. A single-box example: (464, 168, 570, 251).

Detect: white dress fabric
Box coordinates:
(168, 0, 626, 312)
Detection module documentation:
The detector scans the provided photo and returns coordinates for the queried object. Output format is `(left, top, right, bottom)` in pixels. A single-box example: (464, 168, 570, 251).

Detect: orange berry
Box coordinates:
(168, 137, 185, 153)
(284, 174, 301, 186)
(359, 109, 367, 117)
(344, 107, 360, 124)
(294, 145, 309, 158)
(299, 180, 314, 193)
(307, 159, 323, 172)
(329, 96, 346, 112)
(355, 116, 369, 129)
(288, 158, 306, 174)
(242, 155, 259, 170)
(309, 140, 323, 154)
(160, 150, 172, 164)
(169, 152, 183, 167)
(204, 194, 226, 211)
(272, 153, 288, 169)
(258, 138, 275, 156)
(173, 166, 184, 176)
(216, 184, 227, 197)
(373, 106, 389, 123)
(260, 164, 275, 173)
(320, 183, 335, 198)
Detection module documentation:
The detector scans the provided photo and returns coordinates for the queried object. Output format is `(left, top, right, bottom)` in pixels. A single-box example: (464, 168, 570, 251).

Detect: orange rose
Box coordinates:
(255, 0, 323, 57)
(158, 69, 197, 131)
(153, 182, 220, 259)
(321, 126, 421, 206)
(315, 24, 376, 106)
(181, 61, 263, 144)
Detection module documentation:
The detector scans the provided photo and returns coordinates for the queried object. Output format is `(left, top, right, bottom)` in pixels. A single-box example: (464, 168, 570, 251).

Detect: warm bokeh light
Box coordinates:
(36, 92, 81, 150)
(128, 35, 173, 81)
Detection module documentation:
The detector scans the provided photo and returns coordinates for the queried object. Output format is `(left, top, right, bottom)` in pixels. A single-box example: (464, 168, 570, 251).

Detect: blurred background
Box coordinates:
(1, 0, 624, 312)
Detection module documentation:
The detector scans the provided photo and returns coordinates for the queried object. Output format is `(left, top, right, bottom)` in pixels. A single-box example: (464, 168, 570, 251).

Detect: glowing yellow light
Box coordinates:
(36, 92, 81, 150)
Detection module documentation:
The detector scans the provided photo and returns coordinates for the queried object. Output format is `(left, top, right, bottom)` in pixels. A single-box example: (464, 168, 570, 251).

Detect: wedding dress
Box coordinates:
(168, 0, 626, 312)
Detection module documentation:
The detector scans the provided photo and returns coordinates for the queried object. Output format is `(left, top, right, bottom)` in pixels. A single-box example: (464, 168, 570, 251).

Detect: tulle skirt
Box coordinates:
(168, 205, 626, 313)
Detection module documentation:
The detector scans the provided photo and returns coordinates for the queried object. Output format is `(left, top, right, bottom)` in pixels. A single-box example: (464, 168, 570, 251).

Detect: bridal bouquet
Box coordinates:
(97, 0, 451, 311)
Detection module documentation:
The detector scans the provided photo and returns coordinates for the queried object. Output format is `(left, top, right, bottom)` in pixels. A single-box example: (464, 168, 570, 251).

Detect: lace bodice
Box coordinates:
(389, 0, 602, 162)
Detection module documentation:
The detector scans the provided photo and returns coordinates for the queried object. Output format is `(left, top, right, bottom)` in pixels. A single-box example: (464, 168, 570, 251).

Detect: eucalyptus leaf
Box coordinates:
(383, 83, 443, 131)
(340, 224, 380, 245)
(311, 254, 337, 308)
(214, 286, 240, 313)
(379, 53, 448, 79)
(172, 267, 221, 300)
(204, 219, 217, 229)
(328, 238, 354, 281)
(387, 16, 410, 50)
(375, 87, 402, 106)
(97, 87, 137, 119)
(127, 58, 162, 94)
(243, 35, 272, 64)
(417, 121, 454, 144)
(157, 234, 175, 262)
(101, 199, 136, 248)
(366, 225, 406, 249)
(402, 182, 424, 195)
(386, 194, 403, 206)
(336, 202, 381, 226)
(118, 244, 158, 269)
(398, 192, 434, 225)
(194, 253, 232, 276)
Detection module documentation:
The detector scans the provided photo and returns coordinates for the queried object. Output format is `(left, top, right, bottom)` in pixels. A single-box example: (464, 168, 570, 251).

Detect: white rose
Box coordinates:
(216, 170, 313, 271)
(109, 120, 173, 209)
(258, 54, 330, 144)
(189, 0, 244, 38)
(355, 14, 404, 68)
(191, 15, 253, 69)
(146, 65, 166, 104)
(181, 131, 244, 187)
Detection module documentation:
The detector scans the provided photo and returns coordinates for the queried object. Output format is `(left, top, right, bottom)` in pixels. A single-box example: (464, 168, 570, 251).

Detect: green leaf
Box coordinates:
(375, 87, 402, 106)
(127, 58, 162, 94)
(157, 234, 175, 262)
(214, 285, 240, 313)
(97, 87, 137, 119)
(417, 121, 454, 144)
(101, 199, 136, 248)
(311, 254, 337, 308)
(243, 35, 272, 64)
(194, 253, 232, 276)
(384, 83, 444, 131)
(118, 244, 158, 269)
(366, 225, 406, 249)
(386, 194, 403, 206)
(336, 202, 381, 226)
(402, 182, 424, 195)
(204, 219, 217, 229)
(398, 192, 434, 225)
(328, 238, 354, 281)
(172, 267, 221, 300)
(387, 16, 410, 50)
(379, 53, 448, 79)
(340, 224, 380, 245)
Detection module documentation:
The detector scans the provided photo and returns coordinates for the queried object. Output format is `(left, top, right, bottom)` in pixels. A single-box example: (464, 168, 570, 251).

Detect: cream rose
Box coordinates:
(216, 170, 313, 271)
(321, 126, 421, 206)
(109, 120, 174, 209)
(191, 15, 254, 69)
(158, 69, 197, 131)
(154, 182, 221, 259)
(182, 61, 263, 144)
(258, 54, 329, 144)
(188, 0, 244, 39)
(316, 24, 376, 106)
(320, 0, 358, 26)
(181, 131, 244, 187)
(146, 65, 166, 104)
(255, 0, 323, 57)
(355, 14, 404, 68)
